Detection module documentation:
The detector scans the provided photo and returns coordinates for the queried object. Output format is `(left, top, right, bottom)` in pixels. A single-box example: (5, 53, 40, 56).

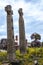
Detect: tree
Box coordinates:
(30, 33, 41, 47)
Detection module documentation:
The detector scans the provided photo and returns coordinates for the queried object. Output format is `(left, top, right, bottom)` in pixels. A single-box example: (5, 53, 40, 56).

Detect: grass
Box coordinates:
(0, 47, 43, 65)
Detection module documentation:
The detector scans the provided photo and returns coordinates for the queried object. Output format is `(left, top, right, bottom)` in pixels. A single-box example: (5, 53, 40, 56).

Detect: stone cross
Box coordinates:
(18, 8, 26, 54)
(5, 5, 15, 62)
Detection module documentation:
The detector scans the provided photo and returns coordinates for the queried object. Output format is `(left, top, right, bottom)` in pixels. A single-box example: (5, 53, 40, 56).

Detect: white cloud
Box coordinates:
(40, 34, 43, 42)
(0, 0, 43, 42)
(25, 33, 31, 42)
(0, 35, 7, 39)
(0, 23, 7, 32)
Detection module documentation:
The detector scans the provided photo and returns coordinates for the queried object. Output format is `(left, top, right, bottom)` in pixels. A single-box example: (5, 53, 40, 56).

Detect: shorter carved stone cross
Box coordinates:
(18, 8, 26, 54)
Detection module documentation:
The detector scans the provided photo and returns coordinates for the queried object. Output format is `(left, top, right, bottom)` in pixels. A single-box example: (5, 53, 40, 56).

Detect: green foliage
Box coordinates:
(31, 33, 41, 40)
(0, 48, 43, 65)
(0, 51, 7, 62)
(0, 62, 2, 65)
(15, 47, 43, 65)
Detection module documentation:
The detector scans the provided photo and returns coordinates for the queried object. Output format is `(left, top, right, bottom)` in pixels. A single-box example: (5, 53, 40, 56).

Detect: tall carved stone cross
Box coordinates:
(18, 8, 26, 54)
(5, 5, 15, 62)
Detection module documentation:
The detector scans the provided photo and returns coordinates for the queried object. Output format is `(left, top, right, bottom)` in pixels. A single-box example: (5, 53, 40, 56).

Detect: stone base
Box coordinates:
(10, 62, 20, 65)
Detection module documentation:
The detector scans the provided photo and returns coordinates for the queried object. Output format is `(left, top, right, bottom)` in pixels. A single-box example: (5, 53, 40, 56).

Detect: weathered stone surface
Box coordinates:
(18, 8, 26, 54)
(5, 5, 15, 62)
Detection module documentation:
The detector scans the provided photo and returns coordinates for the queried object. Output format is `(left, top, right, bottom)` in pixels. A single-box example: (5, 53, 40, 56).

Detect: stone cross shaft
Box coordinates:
(5, 5, 15, 62)
(18, 8, 26, 54)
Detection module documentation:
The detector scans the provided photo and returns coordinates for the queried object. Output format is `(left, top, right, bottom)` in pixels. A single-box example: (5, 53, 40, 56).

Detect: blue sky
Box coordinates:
(0, 0, 43, 42)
